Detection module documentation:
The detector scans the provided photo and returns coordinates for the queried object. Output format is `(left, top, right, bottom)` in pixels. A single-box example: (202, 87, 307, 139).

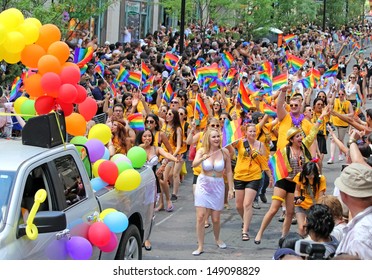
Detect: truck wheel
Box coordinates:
(116, 224, 142, 260)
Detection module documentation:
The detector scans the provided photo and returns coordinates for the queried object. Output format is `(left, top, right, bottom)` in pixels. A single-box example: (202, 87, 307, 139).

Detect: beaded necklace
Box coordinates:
(290, 112, 304, 128)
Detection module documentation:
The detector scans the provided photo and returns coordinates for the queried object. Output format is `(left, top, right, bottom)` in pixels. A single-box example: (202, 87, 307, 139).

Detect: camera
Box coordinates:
(294, 195, 305, 201)
(295, 240, 327, 260)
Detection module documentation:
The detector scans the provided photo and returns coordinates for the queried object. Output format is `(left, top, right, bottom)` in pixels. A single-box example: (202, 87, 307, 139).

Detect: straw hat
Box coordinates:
(287, 127, 302, 141)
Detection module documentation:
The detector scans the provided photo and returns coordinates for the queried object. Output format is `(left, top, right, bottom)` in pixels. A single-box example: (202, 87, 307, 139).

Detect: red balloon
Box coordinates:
(56, 101, 74, 116)
(74, 85, 87, 104)
(98, 232, 118, 253)
(88, 222, 111, 247)
(98, 160, 119, 185)
(78, 97, 98, 121)
(60, 65, 81, 85)
(58, 84, 78, 103)
(35, 96, 55, 115)
(41, 72, 61, 95)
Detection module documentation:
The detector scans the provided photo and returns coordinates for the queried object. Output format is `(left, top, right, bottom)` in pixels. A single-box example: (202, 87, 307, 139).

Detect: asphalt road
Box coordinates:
(144, 47, 372, 260)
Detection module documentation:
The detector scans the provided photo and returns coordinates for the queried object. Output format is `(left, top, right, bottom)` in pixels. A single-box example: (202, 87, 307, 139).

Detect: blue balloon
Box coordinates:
(91, 177, 108, 192)
(102, 147, 110, 160)
(103, 211, 129, 233)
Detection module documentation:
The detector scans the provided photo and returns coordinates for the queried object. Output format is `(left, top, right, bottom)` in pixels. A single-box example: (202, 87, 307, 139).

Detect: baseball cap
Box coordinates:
(273, 248, 300, 260)
(105, 41, 110, 45)
(335, 163, 372, 198)
(317, 64, 326, 69)
(192, 81, 199, 86)
(242, 72, 248, 78)
(242, 42, 249, 47)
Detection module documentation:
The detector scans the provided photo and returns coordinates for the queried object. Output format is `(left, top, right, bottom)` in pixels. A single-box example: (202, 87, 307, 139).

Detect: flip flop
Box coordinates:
(165, 204, 174, 212)
(204, 223, 211, 228)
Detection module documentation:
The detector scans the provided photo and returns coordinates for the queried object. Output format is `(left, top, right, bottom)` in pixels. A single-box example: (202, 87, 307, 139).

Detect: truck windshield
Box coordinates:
(0, 171, 15, 229)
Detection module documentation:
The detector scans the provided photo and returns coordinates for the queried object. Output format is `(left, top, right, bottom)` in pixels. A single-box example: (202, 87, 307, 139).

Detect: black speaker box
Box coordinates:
(22, 112, 67, 148)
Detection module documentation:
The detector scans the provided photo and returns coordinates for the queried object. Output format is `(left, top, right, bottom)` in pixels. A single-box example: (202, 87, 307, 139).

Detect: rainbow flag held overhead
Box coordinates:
(258, 61, 273, 87)
(225, 68, 238, 85)
(94, 61, 105, 77)
(108, 83, 117, 97)
(141, 61, 151, 83)
(10, 77, 22, 102)
(262, 103, 277, 117)
(283, 34, 296, 44)
(195, 63, 220, 85)
(164, 52, 180, 71)
(127, 71, 141, 88)
(310, 68, 321, 82)
(163, 82, 175, 103)
(80, 64, 88, 76)
(237, 80, 255, 112)
(355, 93, 362, 116)
(222, 119, 243, 147)
(322, 64, 338, 79)
(287, 54, 305, 74)
(142, 76, 154, 94)
(220, 51, 234, 69)
(115, 67, 130, 83)
(195, 94, 209, 120)
(268, 149, 289, 184)
(128, 113, 145, 131)
(297, 76, 314, 89)
(74, 47, 94, 68)
(273, 73, 288, 91)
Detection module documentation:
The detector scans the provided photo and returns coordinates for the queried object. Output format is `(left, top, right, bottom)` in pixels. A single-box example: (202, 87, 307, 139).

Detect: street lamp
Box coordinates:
(179, 0, 186, 54)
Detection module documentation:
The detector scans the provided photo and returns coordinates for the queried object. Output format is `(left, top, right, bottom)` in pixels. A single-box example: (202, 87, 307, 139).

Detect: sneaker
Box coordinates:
(170, 194, 178, 201)
(252, 201, 261, 209)
(278, 211, 285, 222)
(338, 154, 344, 162)
(259, 193, 267, 203)
(327, 158, 334, 164)
(291, 217, 297, 225)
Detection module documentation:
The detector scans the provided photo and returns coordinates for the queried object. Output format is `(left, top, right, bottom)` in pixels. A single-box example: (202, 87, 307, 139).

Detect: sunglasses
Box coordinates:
(167, 113, 173, 116)
(146, 120, 155, 124)
(213, 103, 221, 106)
(210, 124, 220, 128)
(219, 117, 227, 121)
(290, 104, 299, 108)
(350, 76, 356, 78)
(171, 101, 179, 104)
(179, 112, 184, 116)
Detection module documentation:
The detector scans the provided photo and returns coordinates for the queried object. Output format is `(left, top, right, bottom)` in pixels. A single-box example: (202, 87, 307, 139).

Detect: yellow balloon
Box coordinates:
(0, 8, 24, 30)
(92, 159, 105, 178)
(14, 97, 28, 114)
(99, 208, 118, 221)
(17, 22, 39, 45)
(115, 169, 142, 192)
(0, 23, 6, 44)
(2, 50, 21, 64)
(4, 31, 25, 54)
(88, 123, 112, 145)
(24, 17, 42, 29)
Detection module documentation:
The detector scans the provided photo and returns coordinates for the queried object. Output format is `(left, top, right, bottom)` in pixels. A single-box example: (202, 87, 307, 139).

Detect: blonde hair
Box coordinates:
(317, 195, 344, 221)
(201, 128, 221, 153)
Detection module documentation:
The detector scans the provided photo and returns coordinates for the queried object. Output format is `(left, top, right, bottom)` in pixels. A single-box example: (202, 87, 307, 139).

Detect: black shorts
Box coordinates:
(234, 179, 261, 191)
(317, 134, 328, 154)
(275, 179, 296, 193)
(270, 140, 277, 152)
(193, 174, 198, 184)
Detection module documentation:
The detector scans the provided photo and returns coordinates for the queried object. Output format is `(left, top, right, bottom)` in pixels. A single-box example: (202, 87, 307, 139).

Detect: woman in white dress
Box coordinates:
(191, 129, 234, 256)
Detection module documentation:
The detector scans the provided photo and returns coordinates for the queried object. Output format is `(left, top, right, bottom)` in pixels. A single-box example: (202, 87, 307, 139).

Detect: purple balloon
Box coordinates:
(98, 232, 118, 253)
(45, 239, 68, 260)
(85, 139, 105, 163)
(66, 236, 93, 260)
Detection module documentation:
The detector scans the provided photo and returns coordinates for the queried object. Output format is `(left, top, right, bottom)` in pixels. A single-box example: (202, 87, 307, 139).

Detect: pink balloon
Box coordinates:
(98, 232, 118, 253)
(88, 222, 111, 247)
(60, 65, 81, 85)
(78, 97, 98, 121)
(74, 84, 87, 104)
(40, 72, 61, 95)
(35, 96, 55, 115)
(58, 84, 78, 103)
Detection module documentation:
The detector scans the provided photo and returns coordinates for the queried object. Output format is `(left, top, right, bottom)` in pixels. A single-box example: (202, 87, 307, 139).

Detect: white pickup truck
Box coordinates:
(0, 116, 155, 260)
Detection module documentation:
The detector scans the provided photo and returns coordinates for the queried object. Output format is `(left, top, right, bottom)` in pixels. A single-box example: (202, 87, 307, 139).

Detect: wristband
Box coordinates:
(347, 139, 357, 148)
(316, 119, 323, 124)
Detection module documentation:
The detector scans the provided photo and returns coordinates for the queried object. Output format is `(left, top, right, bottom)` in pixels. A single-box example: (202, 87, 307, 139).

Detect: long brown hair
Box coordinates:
(112, 117, 129, 153)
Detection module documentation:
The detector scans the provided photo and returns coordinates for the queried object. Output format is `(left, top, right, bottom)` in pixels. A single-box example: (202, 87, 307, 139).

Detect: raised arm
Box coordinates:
(277, 85, 289, 122)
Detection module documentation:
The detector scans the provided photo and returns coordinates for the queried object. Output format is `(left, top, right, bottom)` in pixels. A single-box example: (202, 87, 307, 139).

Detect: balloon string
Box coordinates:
(54, 111, 66, 150)
(0, 112, 36, 117)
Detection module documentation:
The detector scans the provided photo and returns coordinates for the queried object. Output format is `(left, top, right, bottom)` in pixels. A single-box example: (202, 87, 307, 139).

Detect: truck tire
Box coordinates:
(116, 224, 142, 260)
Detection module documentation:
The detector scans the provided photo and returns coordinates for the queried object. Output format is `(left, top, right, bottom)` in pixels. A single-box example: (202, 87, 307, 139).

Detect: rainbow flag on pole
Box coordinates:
(262, 103, 277, 117)
(272, 73, 288, 91)
(164, 52, 180, 71)
(94, 61, 105, 77)
(268, 150, 289, 184)
(195, 63, 220, 85)
(74, 47, 94, 68)
(9, 77, 22, 102)
(287, 54, 305, 74)
(128, 113, 145, 131)
(222, 119, 243, 147)
(225, 68, 238, 85)
(115, 67, 130, 83)
(195, 94, 209, 119)
(127, 71, 141, 88)
(163, 82, 175, 103)
(283, 34, 296, 44)
(220, 51, 234, 69)
(141, 61, 151, 83)
(237, 80, 255, 112)
(322, 64, 338, 78)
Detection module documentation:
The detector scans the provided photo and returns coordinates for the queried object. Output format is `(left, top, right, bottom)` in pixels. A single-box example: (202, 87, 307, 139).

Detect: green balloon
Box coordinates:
(127, 146, 147, 168)
(70, 136, 88, 154)
(20, 99, 36, 121)
(116, 161, 133, 174)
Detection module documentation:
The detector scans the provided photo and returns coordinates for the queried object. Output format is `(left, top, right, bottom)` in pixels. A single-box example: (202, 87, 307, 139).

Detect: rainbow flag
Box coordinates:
(127, 71, 141, 88)
(273, 73, 288, 91)
(164, 52, 180, 71)
(287, 54, 305, 74)
(220, 51, 234, 69)
(322, 64, 338, 78)
(237, 80, 254, 112)
(195, 63, 220, 85)
(142, 76, 154, 94)
(268, 149, 289, 184)
(352, 40, 361, 50)
(141, 61, 151, 83)
(74, 47, 94, 68)
(262, 103, 277, 117)
(355, 94, 362, 116)
(115, 67, 130, 83)
(194, 57, 205, 70)
(163, 82, 175, 103)
(222, 119, 243, 147)
(9, 77, 22, 102)
(109, 83, 117, 97)
(297, 76, 313, 89)
(310, 68, 321, 81)
(94, 61, 105, 77)
(195, 94, 209, 119)
(225, 68, 238, 85)
(283, 34, 296, 44)
(128, 113, 145, 131)
(80, 64, 88, 75)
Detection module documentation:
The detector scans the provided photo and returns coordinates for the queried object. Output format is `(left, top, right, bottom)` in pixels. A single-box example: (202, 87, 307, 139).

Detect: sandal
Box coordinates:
(242, 232, 250, 241)
(204, 223, 211, 228)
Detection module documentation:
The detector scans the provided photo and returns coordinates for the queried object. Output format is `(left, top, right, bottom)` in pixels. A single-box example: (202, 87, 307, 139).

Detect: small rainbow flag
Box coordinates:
(273, 73, 288, 91)
(127, 71, 141, 88)
(74, 47, 94, 68)
(237, 80, 254, 112)
(80, 64, 88, 76)
(222, 119, 243, 147)
(220, 51, 234, 69)
(355, 93, 362, 116)
(164, 52, 180, 71)
(225, 68, 238, 85)
(128, 113, 145, 131)
(297, 76, 313, 89)
(142, 76, 154, 94)
(322, 64, 338, 79)
(287, 54, 305, 74)
(268, 149, 289, 184)
(283, 34, 296, 44)
(141, 61, 151, 83)
(109, 83, 117, 97)
(94, 61, 105, 77)
(310, 68, 321, 81)
(10, 77, 22, 102)
(115, 67, 130, 83)
(195, 63, 220, 85)
(163, 82, 175, 103)
(259, 71, 273, 88)
(195, 94, 209, 119)
(262, 103, 277, 117)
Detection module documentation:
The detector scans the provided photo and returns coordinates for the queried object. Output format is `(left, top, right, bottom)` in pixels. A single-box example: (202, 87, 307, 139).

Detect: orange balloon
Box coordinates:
(35, 24, 61, 51)
(37, 54, 61, 75)
(47, 41, 70, 64)
(21, 44, 46, 68)
(23, 73, 44, 98)
(66, 113, 87, 136)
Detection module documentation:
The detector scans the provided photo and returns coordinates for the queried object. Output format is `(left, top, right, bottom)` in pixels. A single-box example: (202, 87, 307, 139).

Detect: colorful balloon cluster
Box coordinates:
(1, 8, 97, 136)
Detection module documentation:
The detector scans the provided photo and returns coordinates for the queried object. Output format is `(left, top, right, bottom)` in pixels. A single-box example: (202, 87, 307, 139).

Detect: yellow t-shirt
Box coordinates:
(192, 131, 204, 176)
(331, 98, 351, 127)
(311, 112, 329, 136)
(293, 174, 327, 210)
